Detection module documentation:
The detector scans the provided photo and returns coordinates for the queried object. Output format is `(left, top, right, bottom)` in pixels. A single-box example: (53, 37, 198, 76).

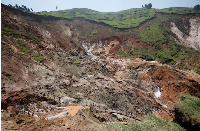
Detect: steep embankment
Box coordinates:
(171, 18, 200, 51)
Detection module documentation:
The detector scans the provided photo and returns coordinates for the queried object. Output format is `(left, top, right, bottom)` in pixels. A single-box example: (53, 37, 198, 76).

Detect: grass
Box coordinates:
(33, 55, 45, 62)
(35, 8, 156, 29)
(156, 7, 195, 14)
(35, 7, 196, 29)
(2, 28, 21, 36)
(2, 72, 12, 76)
(117, 50, 133, 58)
(2, 27, 41, 43)
(87, 114, 185, 131)
(126, 114, 185, 131)
(174, 95, 200, 126)
(119, 39, 200, 72)
(15, 40, 31, 56)
(139, 14, 169, 44)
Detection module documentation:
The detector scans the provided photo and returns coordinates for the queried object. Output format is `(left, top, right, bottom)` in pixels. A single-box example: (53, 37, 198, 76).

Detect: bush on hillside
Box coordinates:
(87, 114, 186, 131)
(174, 95, 200, 130)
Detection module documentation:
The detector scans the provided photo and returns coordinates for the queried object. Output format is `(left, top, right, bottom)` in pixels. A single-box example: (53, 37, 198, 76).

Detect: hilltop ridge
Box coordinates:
(35, 6, 198, 29)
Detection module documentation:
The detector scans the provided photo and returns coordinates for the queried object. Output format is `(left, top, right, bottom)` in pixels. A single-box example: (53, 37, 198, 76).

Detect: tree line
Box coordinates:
(8, 4, 33, 12)
(194, 4, 200, 12)
(142, 3, 152, 9)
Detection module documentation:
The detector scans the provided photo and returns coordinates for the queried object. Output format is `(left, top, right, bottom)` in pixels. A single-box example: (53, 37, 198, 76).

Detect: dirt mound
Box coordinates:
(149, 66, 200, 100)
(1, 90, 56, 110)
(140, 65, 200, 119)
(1, 107, 100, 131)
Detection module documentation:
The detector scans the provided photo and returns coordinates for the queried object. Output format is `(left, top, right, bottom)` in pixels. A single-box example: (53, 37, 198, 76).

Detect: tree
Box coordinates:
(149, 3, 152, 9)
(144, 3, 152, 9)
(145, 4, 147, 8)
(12, 4, 32, 12)
(194, 4, 200, 12)
(15, 4, 19, 8)
(8, 4, 13, 8)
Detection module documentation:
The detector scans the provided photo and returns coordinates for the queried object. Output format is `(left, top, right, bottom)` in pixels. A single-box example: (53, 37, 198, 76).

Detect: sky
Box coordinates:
(1, 0, 200, 12)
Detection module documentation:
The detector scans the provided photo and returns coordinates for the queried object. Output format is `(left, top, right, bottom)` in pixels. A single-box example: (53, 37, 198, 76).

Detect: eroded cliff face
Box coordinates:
(171, 18, 200, 51)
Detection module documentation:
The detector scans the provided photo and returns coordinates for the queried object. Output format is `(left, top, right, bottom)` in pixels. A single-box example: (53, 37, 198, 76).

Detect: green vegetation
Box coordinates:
(35, 8, 156, 28)
(2, 72, 12, 76)
(88, 114, 185, 131)
(139, 13, 180, 44)
(139, 18, 167, 43)
(174, 95, 200, 126)
(18, 52, 25, 56)
(143, 3, 152, 9)
(35, 7, 196, 29)
(2, 28, 41, 43)
(33, 55, 45, 62)
(156, 7, 195, 14)
(194, 4, 200, 12)
(143, 44, 199, 66)
(118, 41, 200, 72)
(134, 13, 200, 71)
(15, 40, 31, 56)
(2, 28, 21, 36)
(117, 50, 134, 58)
(8, 4, 33, 12)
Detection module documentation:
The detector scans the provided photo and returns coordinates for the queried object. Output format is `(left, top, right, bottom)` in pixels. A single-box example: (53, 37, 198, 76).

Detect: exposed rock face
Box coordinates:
(171, 18, 200, 51)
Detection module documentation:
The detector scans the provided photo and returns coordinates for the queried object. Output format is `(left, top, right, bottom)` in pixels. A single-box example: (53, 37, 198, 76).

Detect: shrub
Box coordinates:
(87, 114, 186, 131)
(3, 72, 11, 76)
(174, 95, 200, 127)
(33, 56, 45, 62)
(139, 17, 167, 44)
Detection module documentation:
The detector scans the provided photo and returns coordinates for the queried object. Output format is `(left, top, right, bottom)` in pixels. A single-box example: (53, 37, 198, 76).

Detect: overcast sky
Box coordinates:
(1, 0, 200, 12)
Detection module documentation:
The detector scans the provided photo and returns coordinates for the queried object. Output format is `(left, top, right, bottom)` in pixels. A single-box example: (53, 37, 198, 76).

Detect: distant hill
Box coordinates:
(35, 7, 196, 29)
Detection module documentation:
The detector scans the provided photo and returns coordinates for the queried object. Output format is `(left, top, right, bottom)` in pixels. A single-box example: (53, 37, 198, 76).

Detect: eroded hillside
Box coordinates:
(1, 4, 200, 130)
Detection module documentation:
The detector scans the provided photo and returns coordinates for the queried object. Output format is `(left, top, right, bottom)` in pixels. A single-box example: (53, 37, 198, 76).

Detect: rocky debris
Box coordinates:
(79, 99, 107, 110)
(7, 106, 17, 117)
(60, 96, 76, 106)
(46, 112, 68, 120)
(46, 105, 90, 120)
(112, 113, 127, 121)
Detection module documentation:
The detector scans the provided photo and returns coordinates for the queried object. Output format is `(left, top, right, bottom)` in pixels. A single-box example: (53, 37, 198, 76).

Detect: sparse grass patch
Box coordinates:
(87, 114, 185, 131)
(2, 72, 12, 76)
(15, 40, 31, 56)
(2, 28, 21, 36)
(117, 50, 135, 58)
(2, 27, 42, 43)
(18, 52, 25, 56)
(33, 55, 45, 62)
